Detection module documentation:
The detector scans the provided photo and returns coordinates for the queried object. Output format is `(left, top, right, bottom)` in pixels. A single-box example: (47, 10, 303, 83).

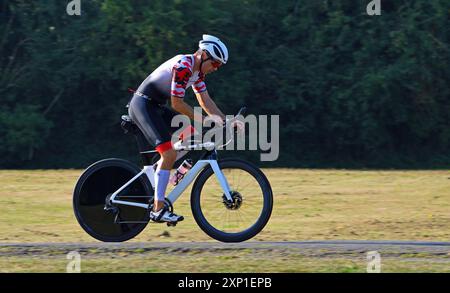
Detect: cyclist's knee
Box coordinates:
(157, 144, 176, 168)
(155, 141, 173, 155)
(160, 153, 176, 170)
(161, 148, 176, 160)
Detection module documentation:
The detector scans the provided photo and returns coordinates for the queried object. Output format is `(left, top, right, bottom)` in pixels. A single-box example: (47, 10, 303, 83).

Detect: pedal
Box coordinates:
(167, 222, 177, 227)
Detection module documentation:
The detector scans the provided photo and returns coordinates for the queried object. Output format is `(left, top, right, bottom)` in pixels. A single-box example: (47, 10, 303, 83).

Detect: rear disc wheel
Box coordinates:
(73, 158, 152, 242)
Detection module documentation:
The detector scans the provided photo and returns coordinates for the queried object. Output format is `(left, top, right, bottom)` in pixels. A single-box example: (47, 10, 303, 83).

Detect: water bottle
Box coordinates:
(169, 159, 193, 186)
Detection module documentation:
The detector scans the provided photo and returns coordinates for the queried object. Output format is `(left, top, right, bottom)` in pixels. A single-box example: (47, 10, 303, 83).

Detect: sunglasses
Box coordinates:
(204, 52, 223, 68)
(210, 59, 223, 68)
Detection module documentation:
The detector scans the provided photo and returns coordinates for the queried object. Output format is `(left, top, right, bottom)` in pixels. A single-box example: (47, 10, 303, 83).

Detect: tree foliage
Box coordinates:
(1, 0, 449, 168)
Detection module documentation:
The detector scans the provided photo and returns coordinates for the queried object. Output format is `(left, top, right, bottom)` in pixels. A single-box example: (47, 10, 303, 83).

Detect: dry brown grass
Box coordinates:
(0, 168, 449, 243)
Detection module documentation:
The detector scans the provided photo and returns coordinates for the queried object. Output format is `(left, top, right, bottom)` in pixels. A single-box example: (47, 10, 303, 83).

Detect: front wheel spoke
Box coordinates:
(202, 201, 224, 219)
(212, 207, 227, 223)
(237, 209, 252, 226)
(235, 175, 251, 190)
(236, 171, 242, 191)
(223, 209, 228, 231)
(236, 210, 246, 227)
(236, 180, 254, 194)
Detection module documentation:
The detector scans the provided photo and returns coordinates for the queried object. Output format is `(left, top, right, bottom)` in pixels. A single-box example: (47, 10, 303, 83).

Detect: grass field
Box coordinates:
(0, 168, 449, 272)
(2, 246, 449, 273)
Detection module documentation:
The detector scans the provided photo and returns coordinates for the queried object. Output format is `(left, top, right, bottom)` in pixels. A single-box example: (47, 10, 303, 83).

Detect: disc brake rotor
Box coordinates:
(222, 191, 243, 210)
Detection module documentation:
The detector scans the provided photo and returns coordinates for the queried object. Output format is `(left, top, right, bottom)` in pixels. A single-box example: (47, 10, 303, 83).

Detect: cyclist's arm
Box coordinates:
(195, 90, 225, 121)
(171, 62, 204, 123)
(171, 96, 203, 123)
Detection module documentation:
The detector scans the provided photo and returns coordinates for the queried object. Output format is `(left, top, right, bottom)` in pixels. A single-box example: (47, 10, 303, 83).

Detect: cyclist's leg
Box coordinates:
(153, 145, 176, 212)
(153, 106, 185, 210)
(159, 106, 194, 161)
(128, 95, 177, 213)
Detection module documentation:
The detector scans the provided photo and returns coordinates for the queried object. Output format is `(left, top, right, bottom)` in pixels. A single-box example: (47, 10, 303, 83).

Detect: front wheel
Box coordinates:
(191, 159, 273, 242)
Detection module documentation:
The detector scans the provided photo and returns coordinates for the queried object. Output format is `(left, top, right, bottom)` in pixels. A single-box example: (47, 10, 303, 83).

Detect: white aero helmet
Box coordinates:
(198, 34, 229, 64)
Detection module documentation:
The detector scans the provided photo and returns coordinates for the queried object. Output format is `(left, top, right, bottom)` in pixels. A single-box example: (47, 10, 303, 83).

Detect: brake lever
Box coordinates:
(232, 106, 246, 134)
(236, 107, 247, 117)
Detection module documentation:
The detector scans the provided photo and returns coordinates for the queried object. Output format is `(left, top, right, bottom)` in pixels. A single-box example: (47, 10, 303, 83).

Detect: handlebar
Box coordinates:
(174, 106, 247, 151)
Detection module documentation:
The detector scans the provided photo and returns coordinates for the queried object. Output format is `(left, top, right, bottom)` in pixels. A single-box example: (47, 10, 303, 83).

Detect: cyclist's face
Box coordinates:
(202, 52, 223, 74)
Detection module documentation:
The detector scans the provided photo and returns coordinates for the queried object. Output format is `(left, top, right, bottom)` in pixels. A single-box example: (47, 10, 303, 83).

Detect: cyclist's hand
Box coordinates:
(229, 120, 245, 133)
(204, 114, 224, 127)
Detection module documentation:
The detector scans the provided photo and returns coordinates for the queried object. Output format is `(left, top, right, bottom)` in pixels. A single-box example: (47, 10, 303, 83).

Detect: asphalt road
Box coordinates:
(1, 240, 449, 256)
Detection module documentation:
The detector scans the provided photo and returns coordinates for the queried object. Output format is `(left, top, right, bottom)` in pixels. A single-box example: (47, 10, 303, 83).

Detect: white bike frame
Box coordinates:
(109, 112, 244, 210)
(108, 151, 233, 210)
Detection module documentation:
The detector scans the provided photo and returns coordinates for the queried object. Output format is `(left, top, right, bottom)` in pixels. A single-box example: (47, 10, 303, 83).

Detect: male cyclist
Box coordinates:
(128, 34, 229, 223)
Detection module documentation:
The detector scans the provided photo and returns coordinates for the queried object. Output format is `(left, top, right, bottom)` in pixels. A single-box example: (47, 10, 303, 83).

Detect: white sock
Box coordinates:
(154, 169, 170, 202)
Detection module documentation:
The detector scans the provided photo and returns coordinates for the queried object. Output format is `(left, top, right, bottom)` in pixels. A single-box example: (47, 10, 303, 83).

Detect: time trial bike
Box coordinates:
(73, 107, 273, 242)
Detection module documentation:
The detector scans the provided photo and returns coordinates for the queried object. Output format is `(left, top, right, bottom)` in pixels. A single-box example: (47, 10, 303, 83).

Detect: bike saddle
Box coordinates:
(121, 115, 133, 123)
